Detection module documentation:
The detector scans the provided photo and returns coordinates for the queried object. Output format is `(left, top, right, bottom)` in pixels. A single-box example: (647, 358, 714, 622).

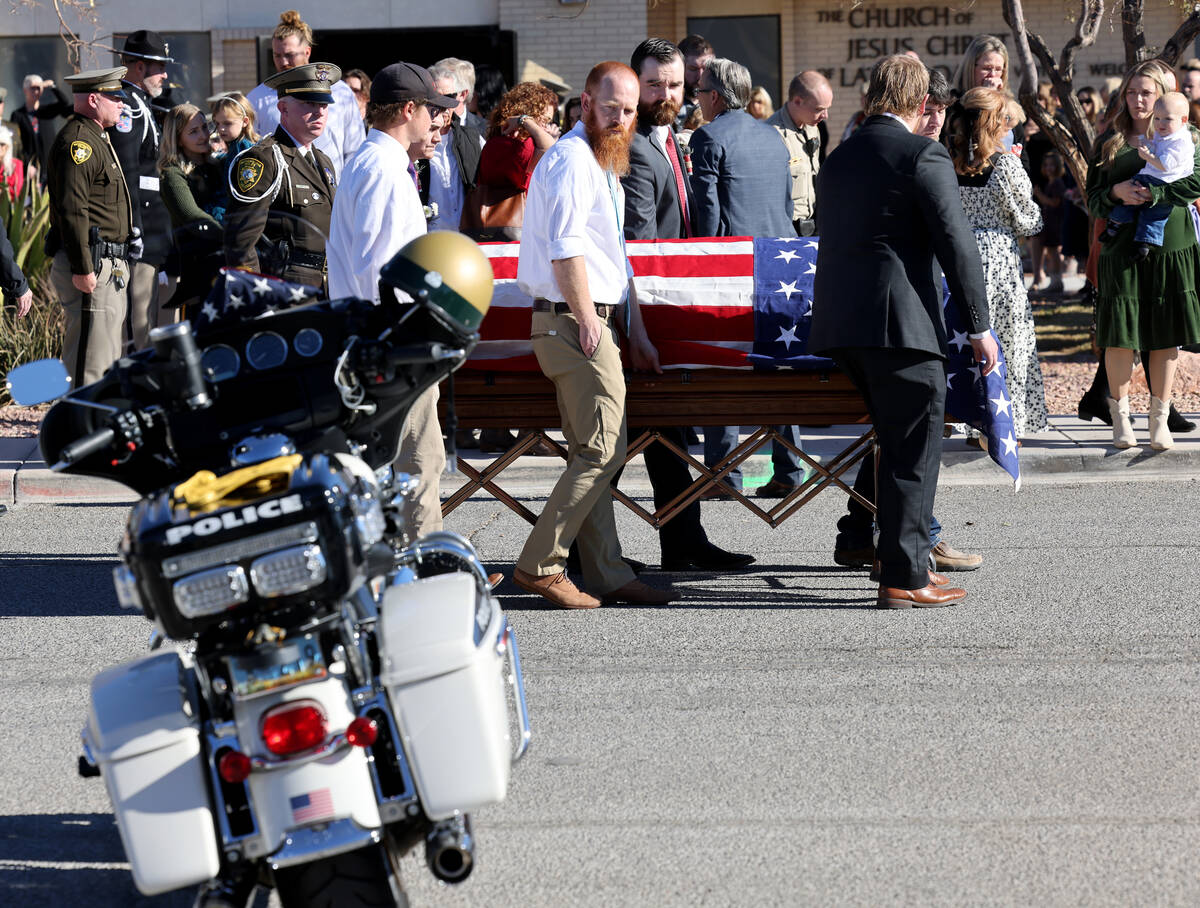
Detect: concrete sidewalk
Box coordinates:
(4, 411, 1199, 506)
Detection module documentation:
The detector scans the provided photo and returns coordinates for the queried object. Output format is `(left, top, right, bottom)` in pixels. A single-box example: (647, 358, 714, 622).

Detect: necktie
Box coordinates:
(664, 130, 692, 238)
(407, 161, 420, 190)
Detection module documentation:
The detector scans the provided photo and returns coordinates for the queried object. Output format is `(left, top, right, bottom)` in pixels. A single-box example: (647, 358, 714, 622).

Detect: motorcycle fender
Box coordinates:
(234, 676, 382, 861)
(85, 650, 220, 895)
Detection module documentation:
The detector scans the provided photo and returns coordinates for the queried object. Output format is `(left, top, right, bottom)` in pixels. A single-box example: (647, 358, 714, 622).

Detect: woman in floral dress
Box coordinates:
(945, 87, 1048, 439)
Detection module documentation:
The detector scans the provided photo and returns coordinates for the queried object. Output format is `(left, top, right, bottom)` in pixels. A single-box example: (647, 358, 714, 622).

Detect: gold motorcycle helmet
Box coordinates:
(379, 232, 494, 342)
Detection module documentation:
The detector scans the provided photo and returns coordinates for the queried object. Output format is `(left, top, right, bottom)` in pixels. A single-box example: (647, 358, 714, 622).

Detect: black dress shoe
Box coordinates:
(660, 544, 756, 572)
(1077, 389, 1113, 426)
(1167, 404, 1196, 434)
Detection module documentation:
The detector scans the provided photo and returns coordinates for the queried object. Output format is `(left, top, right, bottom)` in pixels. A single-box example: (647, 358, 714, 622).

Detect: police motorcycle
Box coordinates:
(7, 232, 531, 907)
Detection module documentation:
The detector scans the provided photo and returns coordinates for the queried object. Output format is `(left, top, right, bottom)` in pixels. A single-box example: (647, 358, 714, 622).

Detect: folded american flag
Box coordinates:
(476, 236, 1019, 485)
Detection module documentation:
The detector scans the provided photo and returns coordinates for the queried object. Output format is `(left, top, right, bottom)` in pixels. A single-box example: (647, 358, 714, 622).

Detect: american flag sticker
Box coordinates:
(289, 788, 335, 824)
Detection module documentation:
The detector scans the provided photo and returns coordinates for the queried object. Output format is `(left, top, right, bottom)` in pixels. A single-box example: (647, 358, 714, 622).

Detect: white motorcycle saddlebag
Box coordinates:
(379, 572, 510, 820)
(84, 650, 220, 895)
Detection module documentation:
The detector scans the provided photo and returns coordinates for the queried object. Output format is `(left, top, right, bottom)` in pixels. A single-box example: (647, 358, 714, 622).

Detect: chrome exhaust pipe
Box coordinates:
(424, 814, 474, 884)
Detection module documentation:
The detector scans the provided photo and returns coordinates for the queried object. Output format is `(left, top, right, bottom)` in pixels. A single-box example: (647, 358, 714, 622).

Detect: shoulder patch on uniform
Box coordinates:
(70, 141, 93, 165)
(237, 158, 265, 192)
(115, 109, 133, 133)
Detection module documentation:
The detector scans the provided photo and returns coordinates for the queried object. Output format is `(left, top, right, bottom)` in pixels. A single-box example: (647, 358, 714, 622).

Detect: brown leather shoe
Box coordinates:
(513, 568, 600, 609)
(931, 540, 983, 572)
(487, 572, 504, 590)
(876, 581, 967, 609)
(929, 570, 950, 587)
(600, 578, 677, 605)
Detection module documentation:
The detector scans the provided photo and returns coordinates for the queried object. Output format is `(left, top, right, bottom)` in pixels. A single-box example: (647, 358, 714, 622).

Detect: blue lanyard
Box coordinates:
(606, 171, 632, 335)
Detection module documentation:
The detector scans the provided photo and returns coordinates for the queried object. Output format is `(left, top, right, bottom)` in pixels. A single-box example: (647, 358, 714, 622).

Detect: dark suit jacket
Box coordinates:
(108, 82, 172, 266)
(12, 85, 72, 172)
(688, 109, 795, 238)
(450, 114, 483, 190)
(809, 115, 989, 359)
(624, 123, 694, 240)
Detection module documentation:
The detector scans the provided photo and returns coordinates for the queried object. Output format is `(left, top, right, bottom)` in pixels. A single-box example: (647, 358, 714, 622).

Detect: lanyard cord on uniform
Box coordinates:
(226, 143, 288, 204)
(125, 91, 159, 146)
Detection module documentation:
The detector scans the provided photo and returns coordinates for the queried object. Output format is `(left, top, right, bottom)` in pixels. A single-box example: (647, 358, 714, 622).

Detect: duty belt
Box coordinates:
(289, 249, 327, 271)
(532, 299, 614, 319)
(95, 240, 130, 259)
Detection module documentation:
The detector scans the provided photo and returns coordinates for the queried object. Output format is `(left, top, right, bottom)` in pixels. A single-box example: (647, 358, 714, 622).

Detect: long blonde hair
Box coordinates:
(954, 35, 1010, 95)
(210, 92, 259, 143)
(158, 103, 205, 174)
(946, 88, 1013, 175)
(1098, 61, 1170, 167)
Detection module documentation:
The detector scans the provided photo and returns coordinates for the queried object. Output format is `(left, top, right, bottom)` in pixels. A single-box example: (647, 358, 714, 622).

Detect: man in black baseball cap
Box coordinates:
(370, 62, 459, 109)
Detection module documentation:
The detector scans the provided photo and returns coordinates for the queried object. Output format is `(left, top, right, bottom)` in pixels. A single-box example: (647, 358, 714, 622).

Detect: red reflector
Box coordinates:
(261, 701, 328, 756)
(218, 749, 252, 783)
(346, 716, 378, 748)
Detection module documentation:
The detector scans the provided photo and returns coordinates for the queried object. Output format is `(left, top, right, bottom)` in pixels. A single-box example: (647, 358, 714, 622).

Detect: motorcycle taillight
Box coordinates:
(260, 700, 328, 756)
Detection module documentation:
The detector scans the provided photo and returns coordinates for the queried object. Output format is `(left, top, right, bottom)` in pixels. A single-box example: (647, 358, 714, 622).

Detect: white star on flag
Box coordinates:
(968, 363, 981, 382)
(805, 240, 819, 249)
(776, 249, 799, 263)
(227, 293, 245, 309)
(1000, 432, 1019, 457)
(805, 262, 817, 275)
(201, 301, 219, 321)
(776, 323, 800, 350)
(949, 329, 970, 351)
(776, 280, 799, 300)
(776, 237, 801, 243)
(252, 278, 271, 296)
(289, 286, 308, 302)
(946, 372, 956, 389)
(990, 393, 1012, 416)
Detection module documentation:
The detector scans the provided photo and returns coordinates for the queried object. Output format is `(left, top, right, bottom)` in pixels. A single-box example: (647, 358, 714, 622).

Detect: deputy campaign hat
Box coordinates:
(266, 63, 340, 104)
(121, 30, 175, 63)
(370, 62, 458, 109)
(65, 67, 130, 100)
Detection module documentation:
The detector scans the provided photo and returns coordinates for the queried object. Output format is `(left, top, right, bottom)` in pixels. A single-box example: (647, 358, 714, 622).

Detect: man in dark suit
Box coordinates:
(689, 57, 805, 500)
(810, 55, 999, 609)
(12, 74, 73, 177)
(621, 38, 754, 573)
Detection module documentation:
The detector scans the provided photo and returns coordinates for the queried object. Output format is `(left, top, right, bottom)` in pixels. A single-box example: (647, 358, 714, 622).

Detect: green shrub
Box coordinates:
(1, 182, 60, 405)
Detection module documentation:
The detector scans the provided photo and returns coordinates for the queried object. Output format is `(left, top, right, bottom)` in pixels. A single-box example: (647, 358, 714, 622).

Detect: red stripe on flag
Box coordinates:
(629, 254, 753, 278)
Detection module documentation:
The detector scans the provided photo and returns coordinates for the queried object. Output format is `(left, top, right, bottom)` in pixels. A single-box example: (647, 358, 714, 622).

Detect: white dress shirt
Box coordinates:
(517, 123, 633, 304)
(327, 129, 425, 301)
(247, 79, 365, 181)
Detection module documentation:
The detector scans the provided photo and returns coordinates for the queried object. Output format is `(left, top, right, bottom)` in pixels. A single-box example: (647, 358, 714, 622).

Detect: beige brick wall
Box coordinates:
(220, 40, 259, 95)
(500, 0, 648, 91)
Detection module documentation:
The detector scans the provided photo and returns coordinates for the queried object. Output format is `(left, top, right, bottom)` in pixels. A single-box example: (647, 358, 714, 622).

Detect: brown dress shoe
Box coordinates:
(600, 579, 678, 605)
(931, 540, 983, 572)
(512, 568, 600, 609)
(487, 572, 504, 590)
(929, 570, 950, 587)
(876, 581, 967, 609)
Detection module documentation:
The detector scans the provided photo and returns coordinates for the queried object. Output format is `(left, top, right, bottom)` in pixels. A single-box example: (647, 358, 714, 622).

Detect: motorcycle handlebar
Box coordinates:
(56, 426, 116, 466)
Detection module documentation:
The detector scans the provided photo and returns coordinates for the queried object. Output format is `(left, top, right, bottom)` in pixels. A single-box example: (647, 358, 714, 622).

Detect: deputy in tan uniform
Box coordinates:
(224, 63, 339, 290)
(46, 68, 134, 386)
(766, 70, 832, 236)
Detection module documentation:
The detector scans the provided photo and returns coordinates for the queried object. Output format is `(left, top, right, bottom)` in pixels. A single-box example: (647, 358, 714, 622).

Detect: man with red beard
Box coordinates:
(621, 38, 755, 573)
(512, 61, 677, 610)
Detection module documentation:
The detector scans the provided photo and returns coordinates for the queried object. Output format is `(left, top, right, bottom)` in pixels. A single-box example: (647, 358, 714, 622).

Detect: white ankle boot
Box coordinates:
(1108, 396, 1137, 448)
(1148, 396, 1174, 450)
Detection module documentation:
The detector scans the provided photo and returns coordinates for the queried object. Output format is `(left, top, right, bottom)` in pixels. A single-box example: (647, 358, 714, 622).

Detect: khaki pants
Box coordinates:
(395, 384, 446, 538)
(127, 261, 178, 352)
(52, 251, 127, 387)
(516, 311, 635, 595)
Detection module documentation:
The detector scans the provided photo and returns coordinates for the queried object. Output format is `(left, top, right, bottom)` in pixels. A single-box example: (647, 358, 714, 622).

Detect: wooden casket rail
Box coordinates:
(440, 369, 876, 529)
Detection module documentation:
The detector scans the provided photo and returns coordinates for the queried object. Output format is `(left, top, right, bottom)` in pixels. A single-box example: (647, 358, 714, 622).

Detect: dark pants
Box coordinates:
(832, 347, 946, 590)
(643, 426, 709, 559)
(1107, 175, 1170, 246)
(835, 447, 942, 550)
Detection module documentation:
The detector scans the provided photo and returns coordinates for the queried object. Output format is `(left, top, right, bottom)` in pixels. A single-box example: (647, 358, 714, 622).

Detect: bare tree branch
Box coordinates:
(1123, 0, 1147, 69)
(1158, 12, 1200, 66)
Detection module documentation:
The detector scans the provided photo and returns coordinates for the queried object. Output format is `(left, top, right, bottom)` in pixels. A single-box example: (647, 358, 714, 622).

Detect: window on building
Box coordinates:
(0, 36, 73, 114)
(686, 15, 781, 108)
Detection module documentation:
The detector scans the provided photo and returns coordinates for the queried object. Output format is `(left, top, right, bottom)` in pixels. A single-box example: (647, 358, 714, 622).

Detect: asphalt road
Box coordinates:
(2, 478, 1199, 907)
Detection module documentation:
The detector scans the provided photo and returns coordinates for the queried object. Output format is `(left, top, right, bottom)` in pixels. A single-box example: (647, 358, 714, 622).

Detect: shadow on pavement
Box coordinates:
(0, 555, 122, 618)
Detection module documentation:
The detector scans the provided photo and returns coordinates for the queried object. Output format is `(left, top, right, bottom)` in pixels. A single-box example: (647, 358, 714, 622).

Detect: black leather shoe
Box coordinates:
(1077, 389, 1113, 425)
(833, 545, 874, 569)
(660, 544, 756, 572)
(1167, 404, 1196, 434)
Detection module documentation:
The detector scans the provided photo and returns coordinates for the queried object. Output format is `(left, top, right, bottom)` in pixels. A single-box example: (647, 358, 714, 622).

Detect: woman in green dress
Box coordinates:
(1086, 61, 1200, 449)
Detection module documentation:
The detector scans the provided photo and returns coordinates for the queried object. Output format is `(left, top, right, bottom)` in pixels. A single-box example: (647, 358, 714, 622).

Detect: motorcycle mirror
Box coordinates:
(5, 359, 72, 406)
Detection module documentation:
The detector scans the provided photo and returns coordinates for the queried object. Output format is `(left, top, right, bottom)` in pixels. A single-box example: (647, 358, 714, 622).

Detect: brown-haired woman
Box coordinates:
(1085, 60, 1200, 448)
(462, 81, 559, 242)
(945, 88, 1048, 440)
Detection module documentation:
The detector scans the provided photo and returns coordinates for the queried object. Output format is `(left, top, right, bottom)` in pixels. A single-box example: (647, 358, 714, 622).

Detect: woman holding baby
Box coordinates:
(1086, 60, 1200, 449)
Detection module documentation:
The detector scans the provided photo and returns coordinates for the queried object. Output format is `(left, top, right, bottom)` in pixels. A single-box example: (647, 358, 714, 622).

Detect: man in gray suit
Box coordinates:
(689, 57, 803, 498)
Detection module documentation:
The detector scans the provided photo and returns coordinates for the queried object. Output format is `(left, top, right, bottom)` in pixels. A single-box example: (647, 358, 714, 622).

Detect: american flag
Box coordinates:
(475, 236, 1019, 485)
(192, 269, 321, 329)
(289, 788, 335, 824)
